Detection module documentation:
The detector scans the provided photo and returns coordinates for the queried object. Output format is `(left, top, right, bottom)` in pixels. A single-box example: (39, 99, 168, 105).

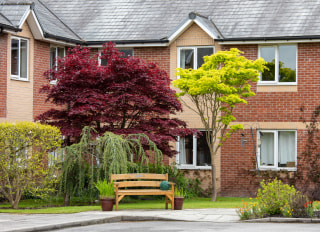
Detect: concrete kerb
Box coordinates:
(6, 216, 184, 232)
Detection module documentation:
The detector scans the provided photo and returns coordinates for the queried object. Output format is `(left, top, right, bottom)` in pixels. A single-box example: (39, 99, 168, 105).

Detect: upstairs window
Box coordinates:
(50, 46, 65, 84)
(11, 37, 28, 80)
(258, 130, 297, 170)
(177, 131, 211, 169)
(259, 45, 297, 84)
(100, 48, 133, 66)
(178, 46, 214, 69)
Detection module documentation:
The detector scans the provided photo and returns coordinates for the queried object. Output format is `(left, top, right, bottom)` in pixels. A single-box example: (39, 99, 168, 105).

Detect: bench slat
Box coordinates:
(111, 173, 168, 181)
(118, 189, 173, 196)
(114, 181, 163, 188)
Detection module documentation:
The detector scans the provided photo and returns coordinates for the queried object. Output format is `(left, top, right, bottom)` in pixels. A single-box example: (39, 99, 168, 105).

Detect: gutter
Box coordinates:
(86, 39, 169, 46)
(216, 35, 320, 42)
(0, 23, 22, 32)
(43, 32, 84, 45)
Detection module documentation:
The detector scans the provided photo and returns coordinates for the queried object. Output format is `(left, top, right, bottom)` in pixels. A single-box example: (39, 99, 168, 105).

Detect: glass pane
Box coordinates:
(101, 58, 107, 66)
(119, 49, 133, 58)
(11, 39, 19, 76)
(260, 47, 275, 81)
(20, 40, 28, 79)
(180, 49, 194, 69)
(260, 132, 274, 166)
(278, 131, 295, 167)
(197, 47, 213, 68)
(279, 45, 296, 82)
(57, 47, 65, 58)
(179, 135, 193, 165)
(196, 132, 211, 166)
(50, 47, 56, 69)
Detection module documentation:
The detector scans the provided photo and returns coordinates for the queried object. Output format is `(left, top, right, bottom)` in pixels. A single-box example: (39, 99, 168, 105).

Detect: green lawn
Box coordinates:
(0, 197, 249, 214)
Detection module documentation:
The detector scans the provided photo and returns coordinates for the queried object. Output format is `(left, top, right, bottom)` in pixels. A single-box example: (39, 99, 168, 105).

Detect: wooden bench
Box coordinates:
(111, 173, 175, 211)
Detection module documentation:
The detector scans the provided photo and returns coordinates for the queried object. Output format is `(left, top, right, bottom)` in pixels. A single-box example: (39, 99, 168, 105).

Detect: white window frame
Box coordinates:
(50, 45, 65, 85)
(99, 48, 134, 65)
(176, 132, 211, 170)
(257, 129, 297, 171)
(177, 46, 215, 71)
(258, 44, 297, 85)
(11, 36, 29, 81)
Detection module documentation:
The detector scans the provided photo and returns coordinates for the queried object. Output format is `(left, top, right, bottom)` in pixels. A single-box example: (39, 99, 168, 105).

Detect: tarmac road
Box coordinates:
(54, 221, 320, 232)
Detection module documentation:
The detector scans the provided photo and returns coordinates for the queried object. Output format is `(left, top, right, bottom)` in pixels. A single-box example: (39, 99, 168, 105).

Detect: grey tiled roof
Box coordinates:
(0, 5, 29, 27)
(0, 0, 81, 42)
(40, 0, 320, 42)
(2, 0, 320, 43)
(33, 0, 82, 42)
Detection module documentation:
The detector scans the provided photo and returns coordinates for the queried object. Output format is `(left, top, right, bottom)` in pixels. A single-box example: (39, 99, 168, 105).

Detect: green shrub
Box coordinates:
(257, 178, 296, 215)
(0, 122, 62, 209)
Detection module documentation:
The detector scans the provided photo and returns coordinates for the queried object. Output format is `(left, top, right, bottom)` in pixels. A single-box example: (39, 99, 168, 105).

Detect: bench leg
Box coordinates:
(165, 196, 168, 209)
(116, 194, 118, 211)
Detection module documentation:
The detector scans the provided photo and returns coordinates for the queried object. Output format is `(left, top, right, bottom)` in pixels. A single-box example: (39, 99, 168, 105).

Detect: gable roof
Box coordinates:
(0, 0, 82, 43)
(2, 0, 320, 44)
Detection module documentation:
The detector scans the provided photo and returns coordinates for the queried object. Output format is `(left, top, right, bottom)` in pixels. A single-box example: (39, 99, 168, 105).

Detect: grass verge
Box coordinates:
(0, 197, 249, 214)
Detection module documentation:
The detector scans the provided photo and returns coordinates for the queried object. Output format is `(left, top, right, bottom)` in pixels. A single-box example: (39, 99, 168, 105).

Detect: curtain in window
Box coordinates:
(20, 40, 28, 79)
(180, 49, 194, 69)
(260, 132, 274, 166)
(179, 137, 186, 164)
(278, 131, 295, 165)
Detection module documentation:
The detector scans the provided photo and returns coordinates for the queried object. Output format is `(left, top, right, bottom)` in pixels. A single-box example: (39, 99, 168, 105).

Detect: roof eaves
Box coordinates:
(86, 39, 169, 46)
(43, 32, 84, 44)
(0, 22, 21, 32)
(216, 35, 320, 42)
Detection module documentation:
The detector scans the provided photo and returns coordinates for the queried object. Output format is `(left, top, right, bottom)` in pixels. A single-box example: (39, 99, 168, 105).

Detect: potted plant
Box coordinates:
(95, 180, 115, 211)
(174, 187, 185, 210)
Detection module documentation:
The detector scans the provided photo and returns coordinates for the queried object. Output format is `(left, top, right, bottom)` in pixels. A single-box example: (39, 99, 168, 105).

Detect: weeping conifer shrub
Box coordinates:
(59, 126, 163, 205)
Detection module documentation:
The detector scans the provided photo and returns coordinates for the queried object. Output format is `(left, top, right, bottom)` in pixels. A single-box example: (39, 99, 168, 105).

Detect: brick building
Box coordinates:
(1, 0, 320, 197)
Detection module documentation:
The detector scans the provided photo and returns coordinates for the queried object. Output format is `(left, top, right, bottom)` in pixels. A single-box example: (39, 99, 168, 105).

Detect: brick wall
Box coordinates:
(134, 47, 170, 74)
(0, 34, 8, 118)
(219, 43, 320, 196)
(33, 40, 54, 119)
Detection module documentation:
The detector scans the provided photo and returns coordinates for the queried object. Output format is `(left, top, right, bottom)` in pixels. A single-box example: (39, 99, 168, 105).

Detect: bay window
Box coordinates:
(258, 130, 297, 170)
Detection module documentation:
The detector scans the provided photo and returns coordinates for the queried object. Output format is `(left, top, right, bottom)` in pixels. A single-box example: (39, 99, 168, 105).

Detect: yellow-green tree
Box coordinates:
(173, 48, 265, 201)
(0, 122, 62, 209)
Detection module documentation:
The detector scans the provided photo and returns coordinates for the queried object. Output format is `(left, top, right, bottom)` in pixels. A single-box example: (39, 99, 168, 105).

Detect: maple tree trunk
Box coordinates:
(211, 164, 217, 201)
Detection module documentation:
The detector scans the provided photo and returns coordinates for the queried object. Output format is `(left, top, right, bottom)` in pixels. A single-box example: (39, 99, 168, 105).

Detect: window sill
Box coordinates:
(176, 165, 211, 170)
(11, 77, 29, 82)
(257, 82, 297, 86)
(50, 80, 57, 85)
(255, 167, 297, 172)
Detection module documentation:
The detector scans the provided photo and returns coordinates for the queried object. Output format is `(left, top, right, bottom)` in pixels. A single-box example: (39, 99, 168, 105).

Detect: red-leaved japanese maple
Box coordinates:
(37, 43, 194, 157)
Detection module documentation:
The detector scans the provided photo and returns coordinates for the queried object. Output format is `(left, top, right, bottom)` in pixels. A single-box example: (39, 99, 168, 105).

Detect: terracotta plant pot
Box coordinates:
(100, 198, 114, 211)
(174, 197, 184, 210)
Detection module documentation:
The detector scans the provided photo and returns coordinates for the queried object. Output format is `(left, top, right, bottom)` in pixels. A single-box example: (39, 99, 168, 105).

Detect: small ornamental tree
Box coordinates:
(173, 48, 265, 201)
(0, 122, 62, 209)
(37, 43, 194, 157)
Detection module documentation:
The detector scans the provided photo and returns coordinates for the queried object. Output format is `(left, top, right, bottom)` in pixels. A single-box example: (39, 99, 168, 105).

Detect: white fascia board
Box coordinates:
(89, 42, 169, 48)
(18, 8, 31, 28)
(218, 39, 320, 45)
(167, 19, 193, 44)
(26, 11, 76, 46)
(194, 18, 218, 40)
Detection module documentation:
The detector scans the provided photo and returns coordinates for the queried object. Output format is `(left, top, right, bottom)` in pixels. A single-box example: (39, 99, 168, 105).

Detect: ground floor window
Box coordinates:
(177, 131, 211, 169)
(258, 130, 296, 170)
